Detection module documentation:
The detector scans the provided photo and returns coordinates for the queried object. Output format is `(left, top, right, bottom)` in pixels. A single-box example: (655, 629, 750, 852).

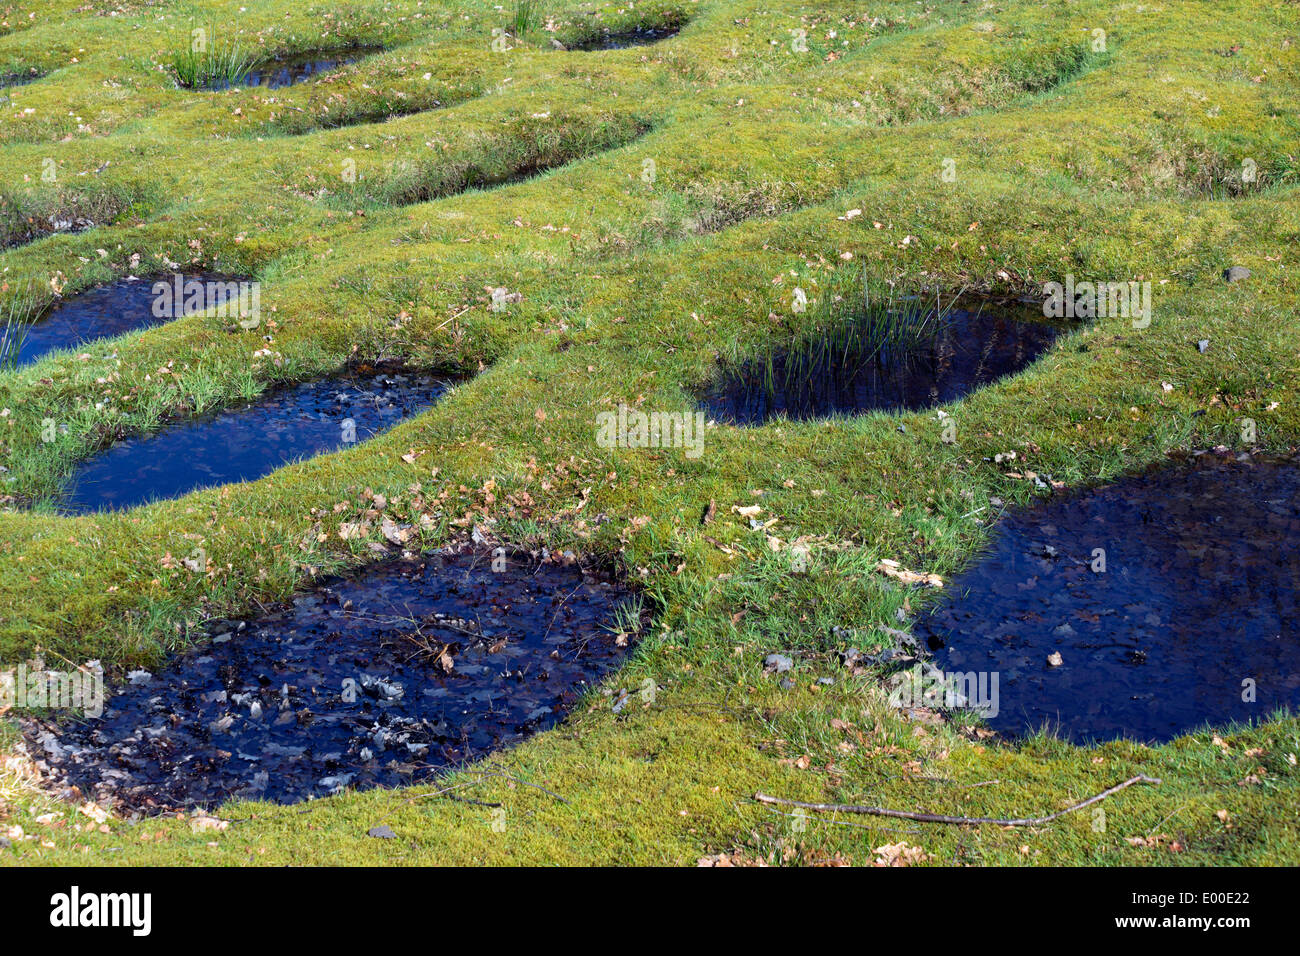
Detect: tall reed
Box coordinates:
(170, 23, 255, 89)
(750, 271, 962, 398)
(0, 283, 39, 370)
(512, 0, 544, 40)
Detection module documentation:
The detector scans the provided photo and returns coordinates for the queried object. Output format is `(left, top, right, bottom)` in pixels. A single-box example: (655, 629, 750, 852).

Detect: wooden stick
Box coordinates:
(762, 805, 920, 834)
(754, 774, 1161, 827)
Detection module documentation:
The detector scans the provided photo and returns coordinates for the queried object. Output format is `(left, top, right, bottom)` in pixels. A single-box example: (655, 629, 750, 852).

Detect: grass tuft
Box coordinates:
(511, 0, 545, 42)
(0, 283, 39, 370)
(169, 23, 255, 90)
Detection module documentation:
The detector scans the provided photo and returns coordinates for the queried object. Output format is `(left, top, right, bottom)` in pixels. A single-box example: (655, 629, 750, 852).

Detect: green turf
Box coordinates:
(1, 0, 1298, 866)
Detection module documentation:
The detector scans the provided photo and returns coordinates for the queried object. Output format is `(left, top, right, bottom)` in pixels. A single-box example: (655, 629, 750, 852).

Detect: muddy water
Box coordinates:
(26, 550, 633, 810)
(703, 303, 1067, 424)
(920, 453, 1300, 744)
(59, 368, 455, 513)
(9, 272, 248, 367)
(206, 49, 378, 90)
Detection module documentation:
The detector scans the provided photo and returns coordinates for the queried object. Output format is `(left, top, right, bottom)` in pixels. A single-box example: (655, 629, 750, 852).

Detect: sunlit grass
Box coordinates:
(0, 0, 1296, 867)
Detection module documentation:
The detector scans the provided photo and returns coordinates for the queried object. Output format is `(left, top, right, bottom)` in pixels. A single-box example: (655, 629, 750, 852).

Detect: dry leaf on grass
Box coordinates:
(872, 841, 931, 867)
(876, 559, 943, 588)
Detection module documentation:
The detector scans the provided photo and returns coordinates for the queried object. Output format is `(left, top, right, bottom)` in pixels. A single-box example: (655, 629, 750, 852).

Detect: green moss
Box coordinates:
(0, 0, 1298, 866)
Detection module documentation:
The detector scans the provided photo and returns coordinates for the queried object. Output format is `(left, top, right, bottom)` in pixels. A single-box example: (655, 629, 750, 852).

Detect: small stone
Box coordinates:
(1047, 651, 1064, 667)
(367, 825, 397, 839)
(1197, 339, 1210, 353)
(1223, 266, 1251, 283)
(764, 653, 793, 673)
(817, 677, 834, 686)
(779, 678, 796, 690)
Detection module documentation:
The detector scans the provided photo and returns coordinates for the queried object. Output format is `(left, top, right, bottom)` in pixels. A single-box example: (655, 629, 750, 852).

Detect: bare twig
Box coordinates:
(753, 774, 1161, 827)
(762, 806, 920, 835)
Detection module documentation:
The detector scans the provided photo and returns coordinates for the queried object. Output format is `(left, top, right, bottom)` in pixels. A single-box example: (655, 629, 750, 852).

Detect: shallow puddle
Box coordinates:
(7, 272, 249, 367)
(59, 367, 455, 513)
(205, 49, 377, 90)
(568, 26, 680, 50)
(703, 300, 1068, 424)
(26, 550, 633, 810)
(918, 453, 1300, 744)
(0, 70, 41, 88)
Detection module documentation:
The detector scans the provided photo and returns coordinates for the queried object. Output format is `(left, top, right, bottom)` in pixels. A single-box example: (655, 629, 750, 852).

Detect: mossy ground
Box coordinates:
(1, 0, 1298, 865)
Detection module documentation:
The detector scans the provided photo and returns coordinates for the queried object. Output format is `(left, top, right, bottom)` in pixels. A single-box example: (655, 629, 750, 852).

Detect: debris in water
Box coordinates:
(58, 367, 457, 513)
(8, 272, 250, 367)
(919, 452, 1300, 743)
(25, 549, 635, 811)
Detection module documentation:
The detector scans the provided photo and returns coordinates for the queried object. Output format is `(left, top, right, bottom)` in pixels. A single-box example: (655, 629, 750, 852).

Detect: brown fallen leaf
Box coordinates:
(380, 518, 413, 545)
(876, 559, 943, 588)
(872, 841, 931, 867)
(190, 815, 229, 833)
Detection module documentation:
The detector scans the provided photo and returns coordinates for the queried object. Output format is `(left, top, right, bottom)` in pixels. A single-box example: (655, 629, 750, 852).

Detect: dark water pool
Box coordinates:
(702, 302, 1068, 424)
(6, 272, 249, 367)
(59, 368, 454, 513)
(919, 453, 1300, 744)
(25, 550, 633, 810)
(0, 213, 94, 253)
(568, 26, 680, 50)
(0, 70, 41, 88)
(206, 49, 377, 90)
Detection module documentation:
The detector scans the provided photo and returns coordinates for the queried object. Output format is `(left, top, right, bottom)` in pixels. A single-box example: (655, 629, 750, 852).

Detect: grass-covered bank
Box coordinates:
(1, 0, 1298, 865)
